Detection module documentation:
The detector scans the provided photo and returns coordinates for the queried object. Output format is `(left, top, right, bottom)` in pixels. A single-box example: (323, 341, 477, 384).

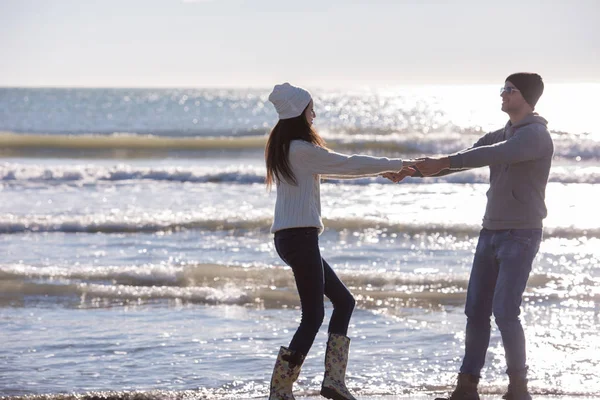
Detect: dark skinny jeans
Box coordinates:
(274, 227, 356, 357)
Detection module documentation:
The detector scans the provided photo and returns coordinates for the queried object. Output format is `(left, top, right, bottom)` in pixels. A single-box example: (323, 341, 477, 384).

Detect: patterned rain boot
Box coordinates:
(320, 333, 357, 400)
(268, 346, 305, 400)
(435, 373, 480, 400)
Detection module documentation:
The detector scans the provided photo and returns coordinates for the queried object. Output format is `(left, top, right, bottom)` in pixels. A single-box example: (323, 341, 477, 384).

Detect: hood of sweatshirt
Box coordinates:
(507, 113, 548, 130)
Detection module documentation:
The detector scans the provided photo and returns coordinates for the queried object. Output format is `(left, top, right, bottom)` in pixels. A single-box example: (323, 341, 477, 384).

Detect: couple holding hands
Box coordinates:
(265, 74, 552, 400)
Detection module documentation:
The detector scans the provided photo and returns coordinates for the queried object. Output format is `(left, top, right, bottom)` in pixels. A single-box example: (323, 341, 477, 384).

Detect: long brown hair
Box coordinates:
(265, 105, 326, 190)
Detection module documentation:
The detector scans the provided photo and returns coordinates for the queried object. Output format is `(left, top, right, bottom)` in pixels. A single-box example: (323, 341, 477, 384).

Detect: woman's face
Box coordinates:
(304, 100, 315, 126)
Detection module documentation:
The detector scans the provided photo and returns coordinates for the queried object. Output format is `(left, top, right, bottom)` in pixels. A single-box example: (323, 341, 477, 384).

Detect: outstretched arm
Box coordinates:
(448, 125, 553, 169)
(325, 159, 421, 180)
(293, 141, 406, 176)
(403, 129, 509, 177)
(322, 172, 383, 180)
(415, 126, 552, 176)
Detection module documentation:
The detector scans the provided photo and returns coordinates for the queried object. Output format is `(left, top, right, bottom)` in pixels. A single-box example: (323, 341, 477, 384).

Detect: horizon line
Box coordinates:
(1, 80, 599, 90)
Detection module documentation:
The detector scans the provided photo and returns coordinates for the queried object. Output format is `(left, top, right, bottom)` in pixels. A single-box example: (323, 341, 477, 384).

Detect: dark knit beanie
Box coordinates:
(505, 73, 544, 108)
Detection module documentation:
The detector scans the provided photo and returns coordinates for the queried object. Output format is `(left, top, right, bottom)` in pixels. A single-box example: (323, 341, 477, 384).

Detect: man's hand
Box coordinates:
(415, 157, 450, 176)
(381, 166, 416, 183)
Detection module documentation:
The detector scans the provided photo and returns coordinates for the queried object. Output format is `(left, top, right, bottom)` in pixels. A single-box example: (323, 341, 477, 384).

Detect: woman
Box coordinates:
(265, 83, 411, 400)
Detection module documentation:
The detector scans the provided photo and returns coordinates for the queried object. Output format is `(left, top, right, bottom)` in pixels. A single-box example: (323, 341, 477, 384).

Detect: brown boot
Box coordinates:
(268, 346, 305, 400)
(435, 373, 480, 400)
(502, 375, 532, 400)
(320, 333, 357, 400)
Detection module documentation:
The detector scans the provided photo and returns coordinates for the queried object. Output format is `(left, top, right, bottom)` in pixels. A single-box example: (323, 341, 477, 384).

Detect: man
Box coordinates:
(386, 73, 553, 400)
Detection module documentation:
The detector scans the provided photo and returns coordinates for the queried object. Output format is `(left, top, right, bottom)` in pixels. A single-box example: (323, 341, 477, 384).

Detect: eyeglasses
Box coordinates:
(500, 86, 520, 95)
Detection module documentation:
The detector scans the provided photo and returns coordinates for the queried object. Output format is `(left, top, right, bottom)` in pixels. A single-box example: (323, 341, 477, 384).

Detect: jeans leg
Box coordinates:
(493, 229, 541, 378)
(274, 229, 325, 356)
(322, 258, 356, 336)
(460, 229, 498, 377)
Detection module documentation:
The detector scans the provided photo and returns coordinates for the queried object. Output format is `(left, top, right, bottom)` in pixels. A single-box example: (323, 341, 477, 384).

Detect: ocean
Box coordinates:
(0, 85, 599, 398)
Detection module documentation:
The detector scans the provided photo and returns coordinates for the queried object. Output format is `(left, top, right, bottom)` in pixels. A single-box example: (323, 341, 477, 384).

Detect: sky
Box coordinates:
(1, 0, 598, 88)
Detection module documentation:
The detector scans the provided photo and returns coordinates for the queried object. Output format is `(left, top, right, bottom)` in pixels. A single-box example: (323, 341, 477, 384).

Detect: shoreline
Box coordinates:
(3, 391, 599, 400)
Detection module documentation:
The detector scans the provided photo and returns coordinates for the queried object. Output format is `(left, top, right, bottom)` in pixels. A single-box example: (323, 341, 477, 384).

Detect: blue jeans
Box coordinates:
(274, 227, 356, 357)
(460, 228, 542, 379)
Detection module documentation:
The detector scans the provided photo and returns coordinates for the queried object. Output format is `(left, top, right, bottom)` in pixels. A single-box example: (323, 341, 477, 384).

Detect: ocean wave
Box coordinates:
(0, 214, 598, 238)
(0, 132, 267, 151)
(0, 162, 268, 185)
(0, 263, 469, 290)
(2, 131, 600, 160)
(3, 163, 600, 186)
(2, 263, 595, 308)
(0, 214, 273, 234)
(0, 263, 465, 308)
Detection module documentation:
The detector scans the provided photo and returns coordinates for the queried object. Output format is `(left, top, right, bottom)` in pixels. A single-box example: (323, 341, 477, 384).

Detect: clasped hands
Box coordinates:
(381, 156, 451, 183)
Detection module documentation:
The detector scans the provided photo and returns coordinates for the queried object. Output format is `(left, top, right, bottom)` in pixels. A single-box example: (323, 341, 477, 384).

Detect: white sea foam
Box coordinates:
(3, 163, 600, 186)
(1, 262, 597, 308)
(0, 212, 598, 238)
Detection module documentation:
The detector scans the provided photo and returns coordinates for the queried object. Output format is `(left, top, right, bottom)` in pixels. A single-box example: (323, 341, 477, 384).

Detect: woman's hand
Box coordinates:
(381, 166, 416, 183)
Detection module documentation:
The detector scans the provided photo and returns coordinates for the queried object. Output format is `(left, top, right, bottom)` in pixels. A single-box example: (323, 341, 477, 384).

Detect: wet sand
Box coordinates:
(3, 391, 598, 400)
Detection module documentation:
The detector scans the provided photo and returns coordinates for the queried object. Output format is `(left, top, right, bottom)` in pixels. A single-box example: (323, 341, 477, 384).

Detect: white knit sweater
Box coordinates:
(270, 140, 404, 234)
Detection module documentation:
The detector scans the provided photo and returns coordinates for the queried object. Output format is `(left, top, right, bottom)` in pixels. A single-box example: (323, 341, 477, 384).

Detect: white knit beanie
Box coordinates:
(268, 82, 312, 120)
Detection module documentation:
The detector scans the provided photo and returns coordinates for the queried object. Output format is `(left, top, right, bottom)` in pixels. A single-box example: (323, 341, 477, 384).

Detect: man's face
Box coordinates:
(501, 81, 528, 113)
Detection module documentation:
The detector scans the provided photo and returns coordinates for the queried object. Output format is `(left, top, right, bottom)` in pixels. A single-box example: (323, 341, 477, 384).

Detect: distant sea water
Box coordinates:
(0, 85, 599, 398)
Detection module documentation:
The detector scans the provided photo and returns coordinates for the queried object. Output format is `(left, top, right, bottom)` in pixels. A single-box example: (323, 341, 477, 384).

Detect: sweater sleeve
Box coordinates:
(321, 173, 381, 180)
(293, 141, 403, 176)
(409, 130, 500, 178)
(448, 125, 553, 169)
(410, 167, 466, 178)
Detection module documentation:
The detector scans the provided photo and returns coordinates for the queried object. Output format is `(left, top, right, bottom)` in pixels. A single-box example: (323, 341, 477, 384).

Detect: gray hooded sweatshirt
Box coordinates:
(447, 113, 554, 230)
